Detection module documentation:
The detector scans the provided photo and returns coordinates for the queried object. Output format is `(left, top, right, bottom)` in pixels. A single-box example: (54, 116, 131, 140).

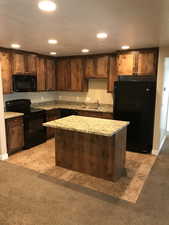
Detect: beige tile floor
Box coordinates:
(8, 139, 156, 203)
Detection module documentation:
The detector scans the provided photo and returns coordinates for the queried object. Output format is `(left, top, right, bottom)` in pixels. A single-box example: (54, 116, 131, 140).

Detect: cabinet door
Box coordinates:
(12, 53, 25, 74)
(37, 56, 46, 91)
(70, 58, 83, 91)
(107, 55, 117, 92)
(46, 59, 56, 91)
(84, 56, 95, 78)
(46, 109, 60, 139)
(117, 52, 136, 75)
(6, 117, 24, 155)
(25, 54, 37, 74)
(56, 59, 71, 90)
(137, 50, 158, 75)
(0, 52, 12, 94)
(96, 55, 109, 78)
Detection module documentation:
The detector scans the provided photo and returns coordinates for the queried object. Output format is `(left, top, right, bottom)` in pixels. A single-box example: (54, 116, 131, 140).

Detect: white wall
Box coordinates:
(0, 64, 8, 160)
(3, 91, 58, 105)
(152, 47, 169, 155)
(56, 79, 113, 104)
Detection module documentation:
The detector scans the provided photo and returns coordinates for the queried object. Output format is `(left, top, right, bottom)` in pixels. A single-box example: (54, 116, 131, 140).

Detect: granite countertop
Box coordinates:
(4, 112, 24, 120)
(43, 115, 129, 137)
(33, 102, 113, 113)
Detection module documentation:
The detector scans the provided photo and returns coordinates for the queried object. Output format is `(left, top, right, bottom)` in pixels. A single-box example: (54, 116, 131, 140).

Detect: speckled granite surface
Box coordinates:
(43, 115, 129, 136)
(4, 112, 24, 120)
(33, 101, 113, 113)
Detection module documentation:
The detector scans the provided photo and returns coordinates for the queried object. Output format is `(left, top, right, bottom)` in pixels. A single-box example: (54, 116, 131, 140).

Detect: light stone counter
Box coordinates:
(4, 112, 24, 120)
(33, 102, 113, 113)
(43, 115, 129, 137)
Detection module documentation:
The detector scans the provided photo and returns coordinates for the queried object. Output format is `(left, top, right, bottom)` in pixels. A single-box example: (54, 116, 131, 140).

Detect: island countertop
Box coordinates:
(43, 115, 129, 137)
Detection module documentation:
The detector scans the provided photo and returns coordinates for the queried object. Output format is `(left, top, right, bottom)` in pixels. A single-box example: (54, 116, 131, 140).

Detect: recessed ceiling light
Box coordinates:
(81, 49, 90, 53)
(48, 39, 58, 44)
(121, 45, 130, 50)
(38, 0, 56, 12)
(11, 43, 21, 49)
(50, 52, 57, 55)
(96, 32, 108, 39)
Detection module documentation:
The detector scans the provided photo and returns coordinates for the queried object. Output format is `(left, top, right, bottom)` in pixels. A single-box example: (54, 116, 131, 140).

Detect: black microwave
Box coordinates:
(13, 75, 37, 92)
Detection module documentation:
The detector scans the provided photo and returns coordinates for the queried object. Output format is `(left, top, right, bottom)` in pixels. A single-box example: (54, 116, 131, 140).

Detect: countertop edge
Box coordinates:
(43, 121, 129, 137)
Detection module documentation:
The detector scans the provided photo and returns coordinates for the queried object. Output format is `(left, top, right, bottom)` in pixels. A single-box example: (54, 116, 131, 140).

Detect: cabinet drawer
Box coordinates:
(6, 117, 23, 127)
(78, 110, 112, 119)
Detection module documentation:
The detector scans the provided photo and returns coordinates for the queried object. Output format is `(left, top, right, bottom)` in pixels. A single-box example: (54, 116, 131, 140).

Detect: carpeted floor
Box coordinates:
(0, 138, 169, 225)
(7, 139, 156, 203)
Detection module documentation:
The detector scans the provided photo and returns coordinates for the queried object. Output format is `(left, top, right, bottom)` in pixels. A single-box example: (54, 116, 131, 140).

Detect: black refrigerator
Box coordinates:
(113, 76, 156, 154)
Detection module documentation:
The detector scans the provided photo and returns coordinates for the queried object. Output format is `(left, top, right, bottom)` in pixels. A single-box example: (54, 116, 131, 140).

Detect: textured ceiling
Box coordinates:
(0, 0, 168, 56)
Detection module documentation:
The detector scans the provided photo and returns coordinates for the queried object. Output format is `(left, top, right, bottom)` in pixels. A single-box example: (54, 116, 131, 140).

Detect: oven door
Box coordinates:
(13, 75, 37, 92)
(23, 112, 46, 149)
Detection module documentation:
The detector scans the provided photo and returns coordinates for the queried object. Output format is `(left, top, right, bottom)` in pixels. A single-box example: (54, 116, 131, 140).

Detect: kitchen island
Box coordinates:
(44, 116, 129, 181)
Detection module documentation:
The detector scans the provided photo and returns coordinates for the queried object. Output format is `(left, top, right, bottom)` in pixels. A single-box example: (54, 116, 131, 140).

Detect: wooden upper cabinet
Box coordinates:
(25, 54, 37, 74)
(46, 59, 56, 91)
(137, 50, 158, 75)
(96, 55, 109, 78)
(117, 52, 136, 75)
(0, 51, 12, 94)
(107, 55, 117, 92)
(36, 56, 46, 91)
(70, 58, 83, 91)
(84, 56, 95, 78)
(56, 59, 71, 91)
(12, 53, 25, 74)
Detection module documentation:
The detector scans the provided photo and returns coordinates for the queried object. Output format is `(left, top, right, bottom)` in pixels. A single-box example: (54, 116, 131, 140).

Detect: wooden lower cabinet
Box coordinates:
(5, 117, 24, 155)
(46, 109, 60, 139)
(78, 110, 113, 119)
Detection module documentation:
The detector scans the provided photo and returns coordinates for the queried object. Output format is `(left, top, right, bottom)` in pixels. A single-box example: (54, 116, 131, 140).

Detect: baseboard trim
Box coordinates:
(0, 153, 8, 160)
(152, 135, 167, 156)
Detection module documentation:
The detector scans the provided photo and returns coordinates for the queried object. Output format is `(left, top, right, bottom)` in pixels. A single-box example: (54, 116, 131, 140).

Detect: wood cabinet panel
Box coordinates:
(25, 54, 37, 74)
(117, 53, 136, 75)
(5, 117, 24, 155)
(84, 56, 95, 78)
(12, 53, 25, 74)
(0, 51, 12, 94)
(70, 58, 83, 91)
(107, 55, 117, 92)
(46, 109, 60, 139)
(56, 59, 71, 91)
(137, 51, 158, 75)
(78, 110, 112, 119)
(96, 55, 109, 78)
(46, 59, 56, 91)
(37, 56, 46, 91)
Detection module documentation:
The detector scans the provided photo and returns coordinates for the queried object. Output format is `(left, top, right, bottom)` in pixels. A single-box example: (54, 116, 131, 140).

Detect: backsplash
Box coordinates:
(3, 80, 113, 105)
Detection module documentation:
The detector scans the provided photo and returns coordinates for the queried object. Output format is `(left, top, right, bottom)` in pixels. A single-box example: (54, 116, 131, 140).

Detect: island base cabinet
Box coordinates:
(55, 128, 127, 182)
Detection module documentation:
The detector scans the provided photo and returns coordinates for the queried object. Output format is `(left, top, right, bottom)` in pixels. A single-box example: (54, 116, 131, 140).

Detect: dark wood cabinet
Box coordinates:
(95, 55, 109, 78)
(137, 50, 158, 75)
(46, 59, 56, 91)
(56, 57, 88, 92)
(117, 52, 136, 75)
(70, 58, 88, 91)
(84, 55, 109, 79)
(56, 59, 71, 91)
(37, 56, 46, 91)
(12, 53, 25, 74)
(25, 54, 37, 74)
(0, 51, 12, 94)
(108, 48, 159, 92)
(84, 56, 95, 78)
(78, 110, 112, 119)
(107, 55, 117, 92)
(46, 109, 60, 139)
(5, 117, 24, 155)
